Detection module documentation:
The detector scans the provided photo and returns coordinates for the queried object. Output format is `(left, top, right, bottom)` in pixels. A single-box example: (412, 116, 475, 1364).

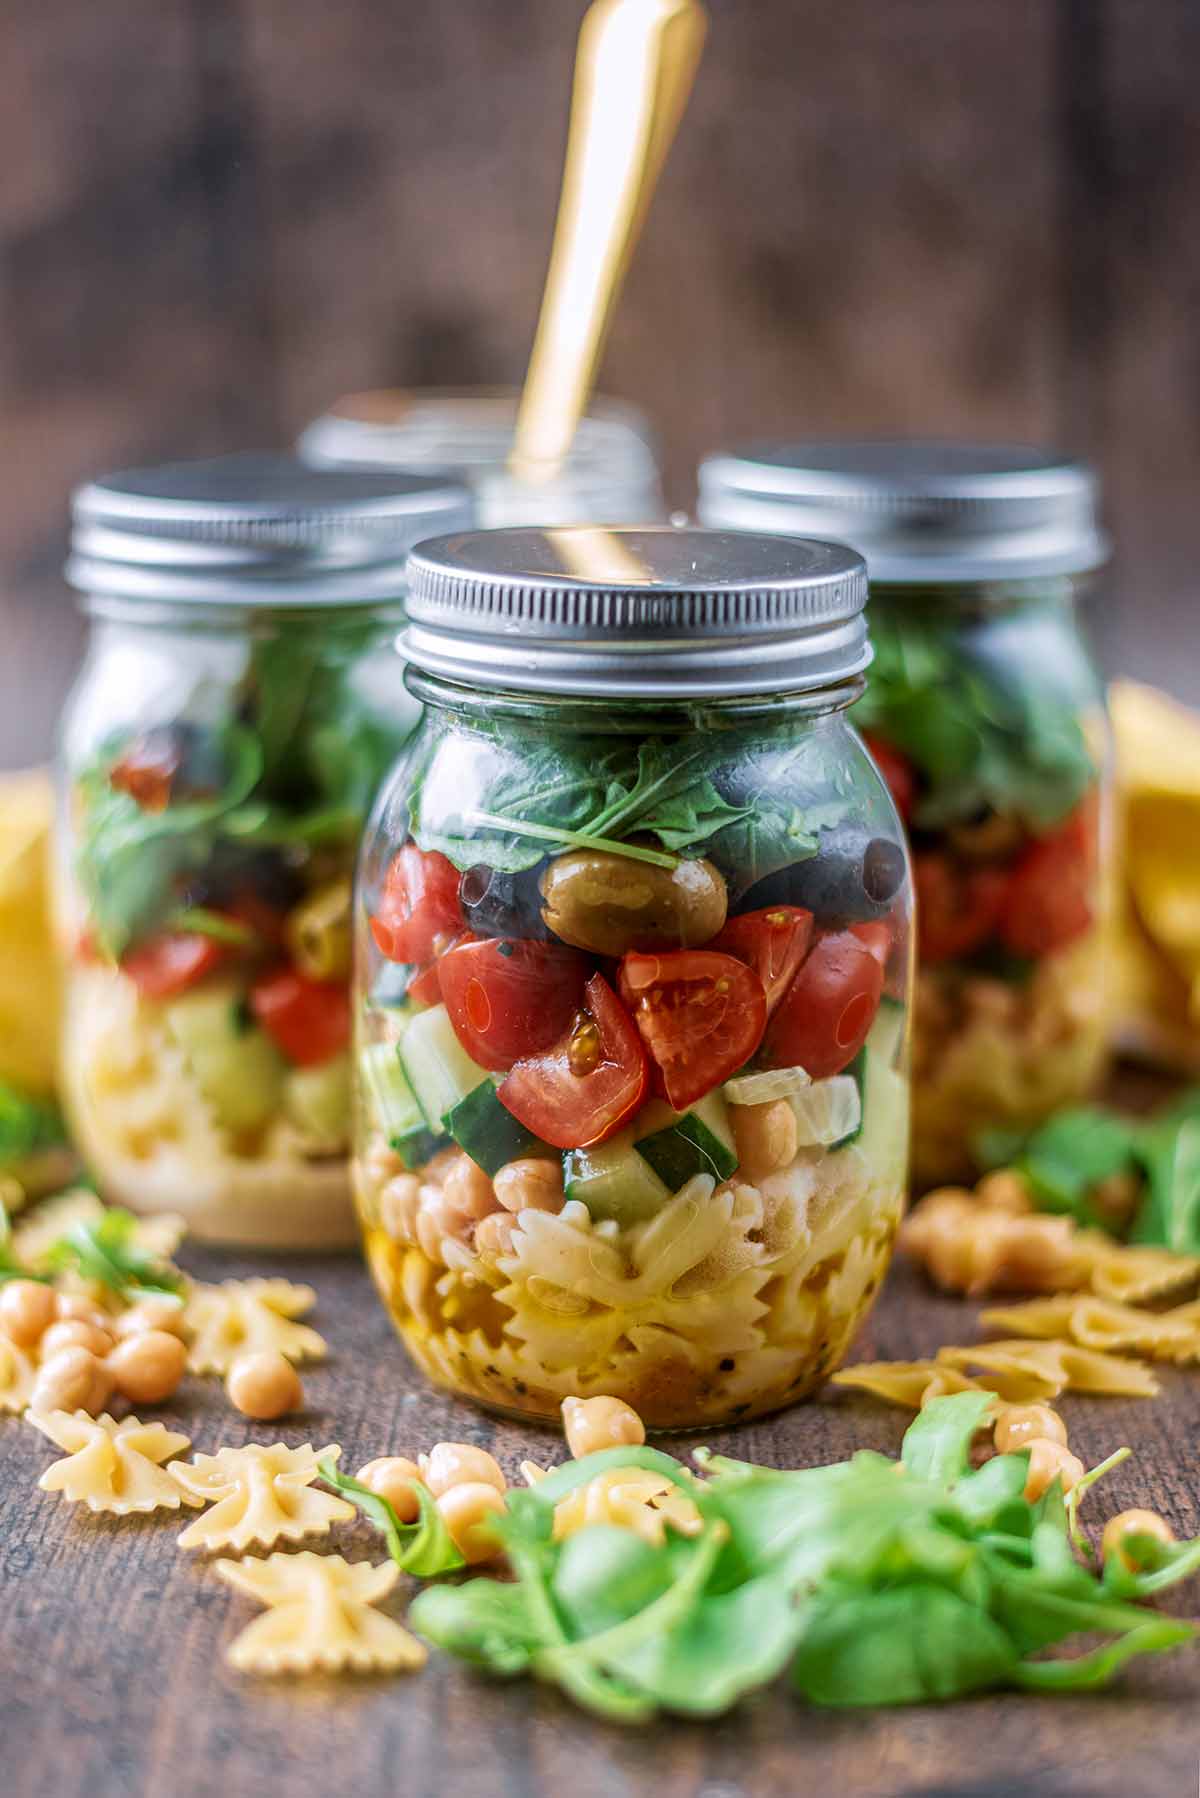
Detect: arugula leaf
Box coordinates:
(0, 1081, 66, 1169)
(793, 1582, 1018, 1706)
(317, 1461, 465, 1576)
(900, 1390, 994, 1485)
(43, 1209, 185, 1301)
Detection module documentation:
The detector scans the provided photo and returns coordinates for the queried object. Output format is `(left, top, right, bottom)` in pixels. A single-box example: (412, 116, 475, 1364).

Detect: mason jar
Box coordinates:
(699, 442, 1113, 1187)
(354, 526, 912, 1428)
(299, 387, 665, 526)
(56, 454, 473, 1247)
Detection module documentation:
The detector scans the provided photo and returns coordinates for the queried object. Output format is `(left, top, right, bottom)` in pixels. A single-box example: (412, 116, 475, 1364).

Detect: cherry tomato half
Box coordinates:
(370, 845, 463, 965)
(250, 968, 351, 1067)
(913, 853, 1008, 964)
(761, 929, 884, 1078)
(711, 906, 814, 1016)
(499, 974, 648, 1150)
(122, 933, 226, 1000)
(617, 950, 767, 1110)
(406, 960, 446, 1008)
(863, 733, 917, 823)
(849, 919, 892, 967)
(439, 936, 590, 1072)
(1000, 807, 1095, 959)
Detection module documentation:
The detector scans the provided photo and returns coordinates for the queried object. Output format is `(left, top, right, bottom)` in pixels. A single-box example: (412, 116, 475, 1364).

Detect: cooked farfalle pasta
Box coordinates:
(981, 1295, 1200, 1361)
(522, 1461, 701, 1546)
(184, 1279, 326, 1375)
(216, 1552, 426, 1675)
(171, 1441, 354, 1552)
(29, 1410, 198, 1514)
(0, 1333, 37, 1413)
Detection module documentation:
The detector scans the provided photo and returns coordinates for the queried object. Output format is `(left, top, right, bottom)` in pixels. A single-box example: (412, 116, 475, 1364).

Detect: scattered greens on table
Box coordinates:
(0, 1196, 183, 1299)
(852, 610, 1096, 831)
(0, 1079, 67, 1175)
(321, 1394, 1200, 1721)
(977, 1088, 1200, 1252)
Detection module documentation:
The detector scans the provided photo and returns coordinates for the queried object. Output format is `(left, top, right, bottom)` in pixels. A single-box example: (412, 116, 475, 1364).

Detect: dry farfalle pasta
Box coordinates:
(0, 1333, 37, 1413)
(216, 1552, 427, 1675)
(830, 1360, 997, 1410)
(29, 1410, 198, 1514)
(12, 1188, 186, 1272)
(934, 1338, 1159, 1400)
(1075, 1235, 1200, 1306)
(184, 1279, 326, 1376)
(522, 1460, 701, 1546)
(981, 1295, 1200, 1361)
(171, 1442, 354, 1552)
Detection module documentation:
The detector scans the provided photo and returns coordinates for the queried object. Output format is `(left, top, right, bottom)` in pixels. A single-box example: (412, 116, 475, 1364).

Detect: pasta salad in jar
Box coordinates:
(355, 526, 912, 1428)
(700, 442, 1113, 1187)
(57, 455, 473, 1246)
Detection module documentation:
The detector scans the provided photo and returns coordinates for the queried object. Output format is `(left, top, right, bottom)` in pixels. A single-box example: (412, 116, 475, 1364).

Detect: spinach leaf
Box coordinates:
(408, 1578, 539, 1675)
(318, 1461, 466, 1576)
(900, 1390, 994, 1485)
(793, 1582, 1017, 1706)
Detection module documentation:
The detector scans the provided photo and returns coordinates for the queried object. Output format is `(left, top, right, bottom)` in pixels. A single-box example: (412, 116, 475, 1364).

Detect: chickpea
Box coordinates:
(562, 1394, 645, 1459)
(421, 1441, 506, 1498)
(107, 1330, 187, 1405)
(112, 1296, 187, 1340)
(225, 1350, 302, 1421)
(441, 1155, 498, 1223)
(55, 1294, 111, 1330)
(0, 1279, 57, 1348)
(994, 1403, 1068, 1454)
(357, 1456, 426, 1524)
(436, 1481, 506, 1564)
(41, 1318, 115, 1361)
(975, 1170, 1033, 1215)
(539, 850, 727, 957)
(729, 1100, 799, 1182)
(493, 1158, 564, 1216)
(474, 1212, 517, 1258)
(1101, 1508, 1175, 1572)
(379, 1173, 421, 1244)
(1022, 1438, 1085, 1503)
(30, 1346, 113, 1417)
(415, 1202, 449, 1266)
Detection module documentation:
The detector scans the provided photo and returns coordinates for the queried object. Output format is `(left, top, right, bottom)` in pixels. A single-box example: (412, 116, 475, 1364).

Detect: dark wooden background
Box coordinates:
(2, 0, 1198, 764)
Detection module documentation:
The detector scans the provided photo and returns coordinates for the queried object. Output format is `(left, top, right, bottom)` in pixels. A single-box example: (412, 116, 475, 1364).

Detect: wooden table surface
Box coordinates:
(3, 1243, 1199, 1798)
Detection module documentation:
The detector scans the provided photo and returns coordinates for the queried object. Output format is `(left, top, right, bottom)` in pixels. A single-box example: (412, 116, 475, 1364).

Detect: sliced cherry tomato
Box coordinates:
(109, 733, 183, 813)
(617, 950, 767, 1110)
(121, 933, 226, 1000)
(370, 845, 463, 965)
(499, 974, 648, 1150)
(407, 961, 446, 1007)
(849, 919, 892, 967)
(863, 733, 917, 823)
(711, 906, 814, 1016)
(438, 936, 589, 1072)
(1000, 807, 1095, 958)
(250, 968, 351, 1067)
(913, 853, 1008, 964)
(761, 929, 884, 1078)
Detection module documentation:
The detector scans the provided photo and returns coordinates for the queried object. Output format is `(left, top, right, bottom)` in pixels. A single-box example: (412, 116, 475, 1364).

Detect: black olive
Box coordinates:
(739, 828, 905, 926)
(179, 842, 307, 914)
(459, 863, 553, 940)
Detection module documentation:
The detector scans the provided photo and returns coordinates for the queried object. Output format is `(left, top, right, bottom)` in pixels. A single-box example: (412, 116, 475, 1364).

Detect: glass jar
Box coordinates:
(354, 526, 912, 1428)
(56, 454, 474, 1247)
(299, 387, 665, 526)
(699, 442, 1113, 1187)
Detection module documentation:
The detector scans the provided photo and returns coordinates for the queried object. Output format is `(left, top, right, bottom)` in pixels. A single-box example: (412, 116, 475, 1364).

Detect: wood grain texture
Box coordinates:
(2, 1247, 1200, 1798)
(1, 0, 1198, 770)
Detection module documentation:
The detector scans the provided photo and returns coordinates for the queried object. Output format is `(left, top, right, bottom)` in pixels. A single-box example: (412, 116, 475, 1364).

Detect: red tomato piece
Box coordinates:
(109, 735, 182, 813)
(761, 929, 884, 1078)
(438, 936, 590, 1072)
(498, 974, 648, 1150)
(711, 906, 814, 1016)
(617, 950, 768, 1110)
(849, 920, 892, 967)
(370, 845, 463, 964)
(407, 961, 445, 1007)
(121, 933, 226, 1000)
(863, 733, 917, 823)
(913, 853, 1008, 964)
(250, 968, 351, 1067)
(1000, 807, 1095, 959)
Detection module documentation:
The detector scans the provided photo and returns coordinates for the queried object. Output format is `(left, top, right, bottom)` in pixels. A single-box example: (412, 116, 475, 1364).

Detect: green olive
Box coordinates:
(539, 850, 728, 956)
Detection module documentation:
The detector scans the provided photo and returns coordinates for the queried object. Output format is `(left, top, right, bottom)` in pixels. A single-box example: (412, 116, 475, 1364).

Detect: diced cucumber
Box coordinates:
(360, 1041, 447, 1168)
(164, 983, 247, 1055)
(635, 1088, 738, 1188)
(787, 1075, 861, 1148)
(443, 1082, 539, 1176)
(190, 1031, 285, 1135)
(723, 1065, 812, 1106)
(285, 1052, 351, 1144)
(851, 1047, 910, 1181)
(563, 1128, 671, 1226)
(870, 995, 908, 1069)
(398, 1004, 489, 1131)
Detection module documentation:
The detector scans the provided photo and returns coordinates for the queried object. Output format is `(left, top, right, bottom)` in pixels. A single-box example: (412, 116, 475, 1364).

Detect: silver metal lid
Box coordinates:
(697, 440, 1109, 583)
(67, 452, 475, 609)
(403, 526, 869, 698)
